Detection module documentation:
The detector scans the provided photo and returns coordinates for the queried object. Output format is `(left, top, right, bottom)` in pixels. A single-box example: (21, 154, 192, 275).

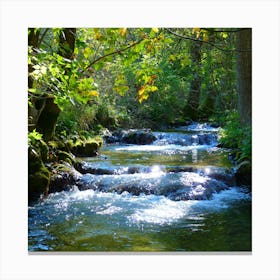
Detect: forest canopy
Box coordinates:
(28, 27, 251, 162)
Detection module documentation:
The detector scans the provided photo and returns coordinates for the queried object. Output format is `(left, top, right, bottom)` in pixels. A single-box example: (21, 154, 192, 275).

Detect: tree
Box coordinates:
(236, 28, 252, 126)
(28, 28, 77, 141)
(185, 38, 202, 120)
(36, 28, 76, 141)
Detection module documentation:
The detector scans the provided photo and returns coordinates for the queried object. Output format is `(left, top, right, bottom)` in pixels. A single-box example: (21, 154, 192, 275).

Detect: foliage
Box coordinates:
(28, 129, 49, 162)
(219, 111, 251, 162)
(28, 27, 249, 150)
(28, 129, 43, 146)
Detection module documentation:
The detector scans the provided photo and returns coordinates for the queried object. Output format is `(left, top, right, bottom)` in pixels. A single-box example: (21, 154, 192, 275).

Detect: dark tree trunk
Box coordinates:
(58, 28, 76, 59)
(236, 29, 252, 126)
(36, 97, 61, 141)
(184, 40, 202, 120)
(35, 28, 76, 141)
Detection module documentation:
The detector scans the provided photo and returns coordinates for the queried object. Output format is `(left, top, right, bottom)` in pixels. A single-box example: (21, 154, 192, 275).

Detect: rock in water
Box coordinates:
(104, 129, 156, 145)
(49, 162, 82, 193)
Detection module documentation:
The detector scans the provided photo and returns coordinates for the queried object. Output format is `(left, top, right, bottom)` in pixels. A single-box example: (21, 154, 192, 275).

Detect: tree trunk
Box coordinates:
(184, 40, 202, 120)
(36, 97, 61, 141)
(35, 28, 76, 141)
(58, 28, 76, 59)
(236, 29, 252, 126)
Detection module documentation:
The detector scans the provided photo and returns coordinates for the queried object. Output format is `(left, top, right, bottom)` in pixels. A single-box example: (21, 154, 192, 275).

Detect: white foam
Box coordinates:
(97, 206, 123, 215)
(187, 123, 219, 132)
(35, 187, 251, 227)
(114, 144, 214, 152)
(70, 188, 95, 200)
(128, 187, 250, 225)
(129, 197, 193, 225)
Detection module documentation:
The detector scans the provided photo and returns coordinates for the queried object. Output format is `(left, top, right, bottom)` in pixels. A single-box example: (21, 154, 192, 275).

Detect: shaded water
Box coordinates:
(28, 123, 251, 252)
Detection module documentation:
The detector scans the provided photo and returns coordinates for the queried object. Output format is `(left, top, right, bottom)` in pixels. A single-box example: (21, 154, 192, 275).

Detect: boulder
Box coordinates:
(74, 161, 115, 175)
(167, 166, 197, 173)
(71, 138, 103, 157)
(28, 147, 50, 204)
(104, 130, 156, 145)
(235, 161, 252, 187)
(122, 130, 156, 145)
(76, 171, 229, 200)
(49, 162, 82, 193)
(198, 166, 236, 186)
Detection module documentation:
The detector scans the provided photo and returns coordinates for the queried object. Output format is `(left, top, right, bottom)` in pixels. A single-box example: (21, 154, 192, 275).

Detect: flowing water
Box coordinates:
(28, 123, 252, 252)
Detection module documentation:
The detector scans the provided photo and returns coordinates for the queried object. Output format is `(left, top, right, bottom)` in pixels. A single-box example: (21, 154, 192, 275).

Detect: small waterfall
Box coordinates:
(29, 123, 251, 252)
(153, 131, 218, 147)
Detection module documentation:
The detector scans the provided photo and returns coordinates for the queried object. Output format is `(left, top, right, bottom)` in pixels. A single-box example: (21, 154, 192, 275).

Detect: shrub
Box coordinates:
(219, 111, 251, 163)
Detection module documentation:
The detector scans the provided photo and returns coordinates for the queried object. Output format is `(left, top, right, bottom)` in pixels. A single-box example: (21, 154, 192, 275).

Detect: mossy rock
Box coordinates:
(57, 150, 75, 164)
(48, 139, 66, 151)
(49, 162, 82, 193)
(71, 137, 103, 157)
(28, 148, 50, 204)
(30, 138, 49, 162)
(122, 130, 156, 145)
(28, 167, 50, 202)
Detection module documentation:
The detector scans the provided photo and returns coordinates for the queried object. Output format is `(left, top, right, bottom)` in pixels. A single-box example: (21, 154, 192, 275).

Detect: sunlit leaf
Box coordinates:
(221, 32, 228, 39)
(150, 85, 158, 92)
(87, 90, 99, 97)
(94, 32, 102, 40)
(169, 54, 176, 62)
(120, 28, 127, 37)
(152, 28, 159, 33)
(138, 85, 146, 96)
(203, 32, 209, 42)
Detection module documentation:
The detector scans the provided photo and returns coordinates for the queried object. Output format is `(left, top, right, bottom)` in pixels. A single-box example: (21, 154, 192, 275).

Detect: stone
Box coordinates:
(49, 162, 82, 193)
(235, 161, 252, 186)
(198, 166, 236, 186)
(28, 147, 50, 204)
(71, 138, 102, 157)
(121, 130, 156, 145)
(104, 129, 156, 145)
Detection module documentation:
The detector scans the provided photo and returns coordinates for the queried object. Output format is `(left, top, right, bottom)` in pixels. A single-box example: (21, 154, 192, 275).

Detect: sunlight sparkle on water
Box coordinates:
(204, 167, 211, 174)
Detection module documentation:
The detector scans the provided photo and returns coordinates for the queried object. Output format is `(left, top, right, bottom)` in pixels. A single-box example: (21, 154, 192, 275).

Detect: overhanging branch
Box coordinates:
(165, 28, 251, 53)
(80, 39, 144, 74)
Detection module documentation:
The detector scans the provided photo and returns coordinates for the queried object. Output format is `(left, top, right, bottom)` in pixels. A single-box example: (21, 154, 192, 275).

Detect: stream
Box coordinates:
(28, 123, 251, 252)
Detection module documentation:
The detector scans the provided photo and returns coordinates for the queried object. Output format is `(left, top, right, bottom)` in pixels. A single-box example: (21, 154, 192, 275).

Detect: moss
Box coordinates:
(65, 139, 74, 150)
(28, 148, 50, 203)
(49, 162, 81, 193)
(71, 137, 103, 157)
(57, 150, 75, 164)
(30, 137, 49, 162)
(48, 139, 67, 151)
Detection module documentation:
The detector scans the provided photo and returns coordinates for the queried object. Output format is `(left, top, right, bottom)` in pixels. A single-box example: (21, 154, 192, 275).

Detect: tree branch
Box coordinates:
(38, 28, 49, 47)
(165, 28, 251, 53)
(81, 39, 144, 74)
(201, 28, 250, 33)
